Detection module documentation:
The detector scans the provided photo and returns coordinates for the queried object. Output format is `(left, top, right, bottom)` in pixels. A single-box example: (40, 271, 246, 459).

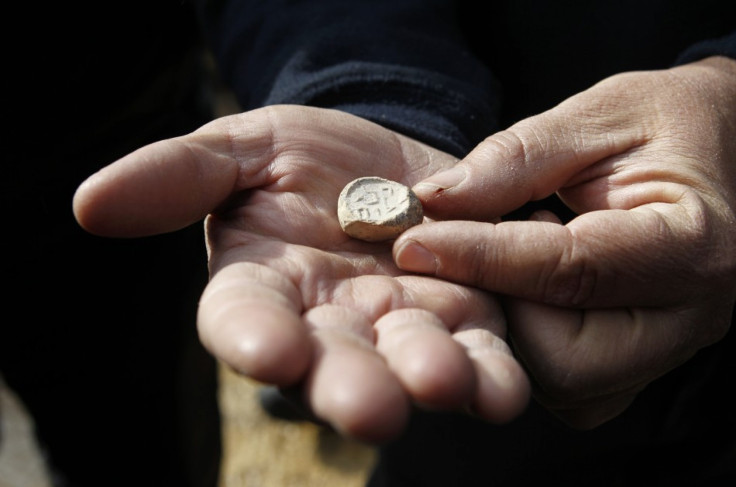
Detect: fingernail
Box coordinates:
(413, 167, 466, 197)
(395, 240, 437, 274)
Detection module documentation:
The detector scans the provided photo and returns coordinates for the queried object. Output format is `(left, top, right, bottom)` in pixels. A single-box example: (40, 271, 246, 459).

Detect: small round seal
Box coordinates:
(337, 176, 423, 242)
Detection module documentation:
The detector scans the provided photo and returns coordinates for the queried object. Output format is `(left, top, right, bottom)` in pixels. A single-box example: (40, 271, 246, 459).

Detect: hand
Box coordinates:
(73, 105, 530, 441)
(393, 56, 736, 428)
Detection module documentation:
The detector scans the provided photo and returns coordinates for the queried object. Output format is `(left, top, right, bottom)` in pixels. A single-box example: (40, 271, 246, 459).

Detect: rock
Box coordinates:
(337, 177, 423, 242)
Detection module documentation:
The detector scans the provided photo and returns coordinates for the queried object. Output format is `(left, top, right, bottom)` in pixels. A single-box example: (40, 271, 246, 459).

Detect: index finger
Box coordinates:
(411, 72, 652, 220)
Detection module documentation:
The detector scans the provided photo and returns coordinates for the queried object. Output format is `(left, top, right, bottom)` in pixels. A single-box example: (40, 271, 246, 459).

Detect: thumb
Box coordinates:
(393, 203, 702, 309)
(73, 115, 270, 238)
(412, 77, 647, 220)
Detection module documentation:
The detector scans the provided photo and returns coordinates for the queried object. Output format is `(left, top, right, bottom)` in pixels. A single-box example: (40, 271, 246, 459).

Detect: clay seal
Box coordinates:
(337, 177, 423, 242)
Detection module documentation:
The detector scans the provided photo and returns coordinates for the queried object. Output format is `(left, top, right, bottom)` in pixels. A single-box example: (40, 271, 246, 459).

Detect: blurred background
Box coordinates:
(0, 367, 377, 487)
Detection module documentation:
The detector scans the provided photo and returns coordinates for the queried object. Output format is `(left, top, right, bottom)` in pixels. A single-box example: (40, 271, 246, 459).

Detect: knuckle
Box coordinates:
(462, 240, 501, 289)
(478, 128, 531, 165)
(543, 255, 597, 307)
(472, 129, 536, 189)
(534, 226, 598, 307)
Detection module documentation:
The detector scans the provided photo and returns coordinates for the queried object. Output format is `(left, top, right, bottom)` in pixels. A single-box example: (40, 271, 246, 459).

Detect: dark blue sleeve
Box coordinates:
(200, 0, 501, 157)
(675, 30, 736, 65)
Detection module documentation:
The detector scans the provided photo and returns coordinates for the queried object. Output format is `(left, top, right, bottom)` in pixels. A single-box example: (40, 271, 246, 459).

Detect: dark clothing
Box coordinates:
(5, 3, 220, 486)
(202, 0, 736, 485)
(205, 0, 736, 156)
(4, 1, 734, 486)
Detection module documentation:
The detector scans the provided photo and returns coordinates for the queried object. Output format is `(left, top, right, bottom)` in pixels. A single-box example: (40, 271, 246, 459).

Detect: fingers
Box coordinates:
(72, 113, 277, 237)
(200, 260, 530, 439)
(452, 327, 530, 423)
(295, 274, 530, 440)
(72, 104, 457, 239)
(370, 276, 530, 423)
(301, 303, 480, 441)
(503, 296, 724, 429)
(302, 305, 410, 442)
(388, 277, 530, 422)
(303, 305, 528, 441)
(503, 298, 651, 430)
(374, 309, 476, 410)
(411, 75, 650, 220)
(394, 205, 703, 308)
(197, 262, 311, 386)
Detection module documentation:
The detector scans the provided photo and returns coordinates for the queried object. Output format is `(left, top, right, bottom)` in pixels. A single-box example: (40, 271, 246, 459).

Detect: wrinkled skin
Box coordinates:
(74, 55, 736, 441)
(395, 56, 736, 428)
(73, 106, 530, 442)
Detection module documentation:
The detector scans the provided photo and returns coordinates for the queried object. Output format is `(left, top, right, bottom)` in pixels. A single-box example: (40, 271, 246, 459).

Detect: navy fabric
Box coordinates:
(206, 0, 736, 153)
(677, 31, 736, 65)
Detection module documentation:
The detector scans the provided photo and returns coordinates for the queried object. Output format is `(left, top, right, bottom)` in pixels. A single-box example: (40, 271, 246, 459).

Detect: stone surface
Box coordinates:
(337, 177, 423, 242)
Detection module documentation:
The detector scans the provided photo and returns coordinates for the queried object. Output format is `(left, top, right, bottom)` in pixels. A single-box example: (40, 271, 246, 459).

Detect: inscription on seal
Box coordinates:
(337, 177, 423, 242)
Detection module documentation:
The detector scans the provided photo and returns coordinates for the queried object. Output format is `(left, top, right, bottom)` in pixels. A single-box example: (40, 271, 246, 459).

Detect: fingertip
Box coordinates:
(470, 353, 531, 423)
(454, 329, 531, 422)
(412, 166, 467, 201)
(243, 328, 312, 387)
(72, 167, 144, 237)
(72, 178, 94, 232)
(389, 333, 476, 410)
(393, 238, 438, 275)
(73, 135, 242, 237)
(306, 332, 411, 443)
(72, 168, 118, 235)
(201, 305, 312, 386)
(332, 386, 411, 444)
(375, 309, 476, 411)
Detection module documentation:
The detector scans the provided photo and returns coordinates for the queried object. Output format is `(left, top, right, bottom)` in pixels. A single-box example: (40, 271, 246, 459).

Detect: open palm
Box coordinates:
(74, 105, 530, 441)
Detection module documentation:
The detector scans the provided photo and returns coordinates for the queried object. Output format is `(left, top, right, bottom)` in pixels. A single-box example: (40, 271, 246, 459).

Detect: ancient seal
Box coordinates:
(337, 176, 424, 242)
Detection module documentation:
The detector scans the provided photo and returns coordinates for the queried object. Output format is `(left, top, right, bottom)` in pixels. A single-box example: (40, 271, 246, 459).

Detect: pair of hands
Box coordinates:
(73, 56, 736, 441)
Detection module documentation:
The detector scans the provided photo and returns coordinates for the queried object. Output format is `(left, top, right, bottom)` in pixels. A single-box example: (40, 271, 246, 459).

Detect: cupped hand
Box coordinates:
(73, 105, 530, 441)
(393, 56, 736, 428)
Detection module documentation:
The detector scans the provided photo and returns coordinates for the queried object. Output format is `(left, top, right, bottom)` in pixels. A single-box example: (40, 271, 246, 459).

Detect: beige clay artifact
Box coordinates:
(337, 176, 423, 242)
